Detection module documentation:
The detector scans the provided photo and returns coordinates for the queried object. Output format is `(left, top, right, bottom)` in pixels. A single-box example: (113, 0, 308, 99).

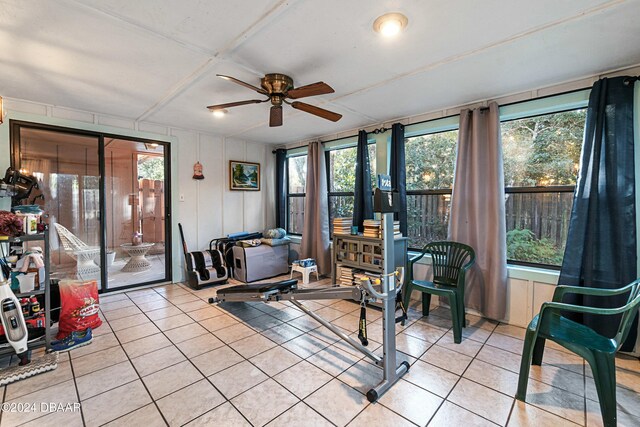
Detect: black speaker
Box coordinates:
(374, 188, 399, 213)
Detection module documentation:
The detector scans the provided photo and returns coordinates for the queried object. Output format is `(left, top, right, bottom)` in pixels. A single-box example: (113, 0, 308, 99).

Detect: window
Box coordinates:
(287, 155, 307, 234)
(327, 144, 376, 234)
(501, 108, 586, 267)
(284, 91, 588, 270)
(405, 130, 458, 250)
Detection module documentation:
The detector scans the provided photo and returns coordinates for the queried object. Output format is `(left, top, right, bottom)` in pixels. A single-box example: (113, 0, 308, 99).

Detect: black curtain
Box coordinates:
(559, 76, 637, 351)
(353, 130, 373, 232)
(275, 148, 287, 229)
(390, 123, 408, 236)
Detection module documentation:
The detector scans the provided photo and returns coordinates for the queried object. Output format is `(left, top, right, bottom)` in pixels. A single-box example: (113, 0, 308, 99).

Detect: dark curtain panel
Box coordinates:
(559, 76, 637, 351)
(390, 123, 408, 236)
(275, 148, 287, 229)
(352, 130, 373, 232)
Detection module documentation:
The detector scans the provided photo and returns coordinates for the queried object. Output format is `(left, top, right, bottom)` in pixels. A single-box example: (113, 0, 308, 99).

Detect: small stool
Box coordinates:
(290, 263, 319, 285)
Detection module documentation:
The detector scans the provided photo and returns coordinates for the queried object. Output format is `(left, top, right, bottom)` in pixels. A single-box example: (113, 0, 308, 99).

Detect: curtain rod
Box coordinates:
(623, 76, 639, 85)
(272, 125, 396, 153)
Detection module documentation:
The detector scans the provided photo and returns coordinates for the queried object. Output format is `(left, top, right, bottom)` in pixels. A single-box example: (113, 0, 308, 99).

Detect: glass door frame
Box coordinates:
(10, 120, 173, 293)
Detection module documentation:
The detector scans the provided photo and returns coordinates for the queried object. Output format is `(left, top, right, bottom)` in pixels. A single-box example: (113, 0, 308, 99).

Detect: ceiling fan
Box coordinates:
(207, 73, 342, 127)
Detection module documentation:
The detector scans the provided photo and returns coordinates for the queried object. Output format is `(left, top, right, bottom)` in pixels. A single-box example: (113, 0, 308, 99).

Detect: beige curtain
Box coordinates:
(448, 102, 508, 320)
(300, 141, 331, 275)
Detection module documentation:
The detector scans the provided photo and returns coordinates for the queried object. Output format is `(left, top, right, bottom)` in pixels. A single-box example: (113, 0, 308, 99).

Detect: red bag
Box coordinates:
(57, 279, 102, 339)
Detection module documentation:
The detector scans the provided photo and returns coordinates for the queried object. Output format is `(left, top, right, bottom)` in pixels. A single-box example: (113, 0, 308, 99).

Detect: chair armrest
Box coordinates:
(540, 301, 630, 320)
(552, 284, 636, 302)
(408, 252, 427, 267)
(404, 252, 427, 289)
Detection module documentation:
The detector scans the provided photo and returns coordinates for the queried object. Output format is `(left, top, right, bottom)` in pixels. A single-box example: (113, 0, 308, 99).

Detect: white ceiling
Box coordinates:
(1, 0, 639, 144)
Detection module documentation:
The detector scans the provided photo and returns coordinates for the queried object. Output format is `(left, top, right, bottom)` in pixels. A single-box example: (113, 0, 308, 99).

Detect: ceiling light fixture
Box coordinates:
(212, 109, 228, 118)
(373, 12, 408, 37)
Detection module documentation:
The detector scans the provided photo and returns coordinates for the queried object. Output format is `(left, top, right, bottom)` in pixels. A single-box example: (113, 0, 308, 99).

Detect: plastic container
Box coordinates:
(26, 215, 38, 235)
(29, 297, 40, 315)
(17, 273, 36, 293)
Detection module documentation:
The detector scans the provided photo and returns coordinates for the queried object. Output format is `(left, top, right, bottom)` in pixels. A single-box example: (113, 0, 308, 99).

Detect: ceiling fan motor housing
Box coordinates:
(261, 73, 294, 97)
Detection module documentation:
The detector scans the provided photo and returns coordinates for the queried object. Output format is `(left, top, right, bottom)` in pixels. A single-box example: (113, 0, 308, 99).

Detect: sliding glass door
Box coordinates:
(16, 127, 102, 286)
(11, 122, 171, 292)
(104, 139, 168, 289)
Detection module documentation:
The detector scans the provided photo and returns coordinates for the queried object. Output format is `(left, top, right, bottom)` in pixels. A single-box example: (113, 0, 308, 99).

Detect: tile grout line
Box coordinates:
(453, 322, 590, 426)
(67, 352, 88, 427)
(25, 279, 635, 426)
(127, 286, 261, 426)
(91, 294, 171, 427)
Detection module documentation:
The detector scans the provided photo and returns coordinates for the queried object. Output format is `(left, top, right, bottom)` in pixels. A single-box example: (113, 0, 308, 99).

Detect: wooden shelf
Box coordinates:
(332, 234, 407, 286)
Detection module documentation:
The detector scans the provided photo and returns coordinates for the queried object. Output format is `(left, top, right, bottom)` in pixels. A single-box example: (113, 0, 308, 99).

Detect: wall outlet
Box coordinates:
(179, 194, 185, 202)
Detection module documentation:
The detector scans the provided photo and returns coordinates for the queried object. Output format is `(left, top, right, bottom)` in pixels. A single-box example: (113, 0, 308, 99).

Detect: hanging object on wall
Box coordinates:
(0, 96, 4, 124)
(193, 161, 204, 180)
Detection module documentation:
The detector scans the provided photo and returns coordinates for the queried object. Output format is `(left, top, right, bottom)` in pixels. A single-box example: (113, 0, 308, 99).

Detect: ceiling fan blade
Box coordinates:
(207, 99, 266, 110)
(217, 74, 268, 95)
(270, 106, 283, 127)
(291, 101, 342, 122)
(287, 82, 335, 99)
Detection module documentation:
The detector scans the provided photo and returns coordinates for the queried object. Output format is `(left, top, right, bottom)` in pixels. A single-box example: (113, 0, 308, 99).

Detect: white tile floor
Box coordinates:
(1, 275, 639, 427)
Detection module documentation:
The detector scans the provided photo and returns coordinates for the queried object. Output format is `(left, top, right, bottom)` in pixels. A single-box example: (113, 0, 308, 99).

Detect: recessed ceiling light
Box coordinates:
(373, 12, 408, 37)
(212, 109, 228, 118)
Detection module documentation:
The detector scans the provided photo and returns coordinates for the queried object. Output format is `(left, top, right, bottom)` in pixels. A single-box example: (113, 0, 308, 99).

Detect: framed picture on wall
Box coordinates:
(229, 160, 260, 191)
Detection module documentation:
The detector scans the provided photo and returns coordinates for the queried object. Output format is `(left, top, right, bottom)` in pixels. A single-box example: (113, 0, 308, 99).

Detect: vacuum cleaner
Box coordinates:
(0, 266, 57, 385)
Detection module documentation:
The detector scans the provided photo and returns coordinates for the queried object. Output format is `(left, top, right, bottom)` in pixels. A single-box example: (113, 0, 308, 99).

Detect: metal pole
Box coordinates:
(366, 211, 409, 402)
(290, 299, 382, 365)
(382, 212, 396, 379)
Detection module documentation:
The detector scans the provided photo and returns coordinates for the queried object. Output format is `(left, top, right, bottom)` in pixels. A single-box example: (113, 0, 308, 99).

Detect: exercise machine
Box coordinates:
(210, 189, 409, 402)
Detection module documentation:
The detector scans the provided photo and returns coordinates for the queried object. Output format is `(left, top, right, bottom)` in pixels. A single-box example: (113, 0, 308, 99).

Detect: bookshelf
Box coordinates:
(331, 234, 407, 286)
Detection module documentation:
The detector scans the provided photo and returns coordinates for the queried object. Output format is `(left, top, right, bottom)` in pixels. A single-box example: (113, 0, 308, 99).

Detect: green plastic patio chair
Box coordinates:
(516, 278, 640, 427)
(403, 241, 475, 344)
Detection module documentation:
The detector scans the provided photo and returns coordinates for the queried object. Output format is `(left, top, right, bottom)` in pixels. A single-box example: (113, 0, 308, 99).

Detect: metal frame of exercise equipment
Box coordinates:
(211, 209, 409, 402)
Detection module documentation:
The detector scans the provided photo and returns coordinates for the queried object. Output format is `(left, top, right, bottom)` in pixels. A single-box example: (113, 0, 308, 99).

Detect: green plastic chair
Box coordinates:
(516, 279, 640, 427)
(403, 241, 476, 343)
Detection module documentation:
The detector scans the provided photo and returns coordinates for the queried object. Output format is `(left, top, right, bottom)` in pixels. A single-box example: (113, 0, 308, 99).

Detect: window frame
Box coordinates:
(404, 120, 460, 252)
(499, 103, 588, 269)
(284, 89, 590, 269)
(285, 152, 307, 236)
(325, 141, 376, 236)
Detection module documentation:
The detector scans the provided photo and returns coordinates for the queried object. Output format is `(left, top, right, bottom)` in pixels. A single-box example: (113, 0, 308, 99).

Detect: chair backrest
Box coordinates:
(614, 278, 640, 350)
(424, 241, 476, 287)
(54, 223, 89, 252)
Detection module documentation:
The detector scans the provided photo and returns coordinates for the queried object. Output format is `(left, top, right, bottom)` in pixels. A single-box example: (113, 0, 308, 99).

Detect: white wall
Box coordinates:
(0, 98, 277, 283)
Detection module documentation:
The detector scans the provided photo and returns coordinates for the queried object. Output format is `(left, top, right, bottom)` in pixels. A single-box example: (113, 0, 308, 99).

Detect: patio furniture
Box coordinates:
(516, 279, 640, 427)
(402, 241, 476, 343)
(120, 243, 154, 272)
(54, 223, 101, 280)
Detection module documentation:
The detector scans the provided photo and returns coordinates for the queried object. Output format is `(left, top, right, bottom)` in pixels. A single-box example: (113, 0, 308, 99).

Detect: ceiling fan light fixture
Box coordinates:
(373, 12, 408, 37)
(212, 109, 228, 118)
